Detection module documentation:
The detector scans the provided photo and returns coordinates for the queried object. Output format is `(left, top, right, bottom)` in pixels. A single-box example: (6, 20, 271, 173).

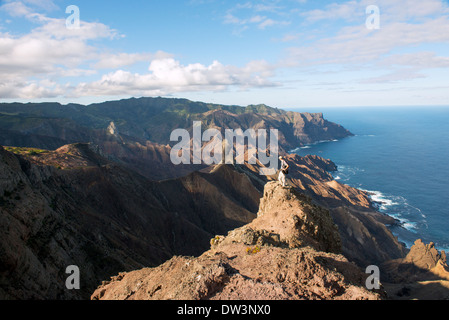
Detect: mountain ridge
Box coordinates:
(0, 96, 353, 153)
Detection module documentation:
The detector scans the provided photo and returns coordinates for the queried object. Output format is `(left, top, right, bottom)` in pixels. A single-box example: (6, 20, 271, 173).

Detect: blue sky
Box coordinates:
(1, 0, 449, 109)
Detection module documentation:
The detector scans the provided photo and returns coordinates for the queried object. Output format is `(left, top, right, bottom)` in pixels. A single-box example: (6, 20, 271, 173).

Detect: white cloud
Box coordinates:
(296, 22, 449, 69)
(0, 1, 156, 99)
(285, 0, 449, 67)
(1, 1, 32, 17)
(275, 0, 449, 105)
(0, 0, 120, 81)
(0, 0, 281, 99)
(0, 19, 117, 79)
(0, 79, 66, 99)
(224, 13, 245, 25)
(224, 1, 291, 31)
(225, 13, 289, 30)
(3, 0, 447, 103)
(1, 0, 58, 13)
(360, 68, 427, 84)
(73, 58, 277, 97)
(379, 0, 449, 21)
(379, 51, 449, 69)
(93, 51, 173, 69)
(300, 0, 449, 23)
(301, 1, 363, 23)
(22, 0, 58, 11)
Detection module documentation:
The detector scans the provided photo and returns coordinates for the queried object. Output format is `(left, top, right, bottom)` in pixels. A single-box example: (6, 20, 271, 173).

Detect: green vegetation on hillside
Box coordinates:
(5, 146, 49, 156)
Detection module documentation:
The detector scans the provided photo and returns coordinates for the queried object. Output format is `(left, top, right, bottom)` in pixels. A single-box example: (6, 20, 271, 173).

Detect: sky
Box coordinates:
(1, 0, 449, 109)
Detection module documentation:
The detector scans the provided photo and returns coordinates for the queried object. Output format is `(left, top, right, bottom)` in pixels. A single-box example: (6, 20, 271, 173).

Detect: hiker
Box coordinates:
(278, 156, 289, 187)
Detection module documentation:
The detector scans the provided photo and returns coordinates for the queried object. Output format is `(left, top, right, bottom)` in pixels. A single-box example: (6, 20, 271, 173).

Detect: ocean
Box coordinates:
(290, 106, 449, 252)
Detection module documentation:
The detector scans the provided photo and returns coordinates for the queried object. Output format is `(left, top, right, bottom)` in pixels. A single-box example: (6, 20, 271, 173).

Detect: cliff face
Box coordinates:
(92, 182, 380, 301)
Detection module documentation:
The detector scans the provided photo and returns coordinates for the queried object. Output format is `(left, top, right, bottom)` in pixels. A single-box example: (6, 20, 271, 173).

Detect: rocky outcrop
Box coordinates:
(381, 240, 449, 300)
(107, 122, 119, 137)
(401, 240, 447, 274)
(91, 182, 380, 300)
(257, 182, 341, 254)
(382, 239, 448, 282)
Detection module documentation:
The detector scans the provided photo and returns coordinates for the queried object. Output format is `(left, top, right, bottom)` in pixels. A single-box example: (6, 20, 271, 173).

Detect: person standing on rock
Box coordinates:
(278, 156, 289, 187)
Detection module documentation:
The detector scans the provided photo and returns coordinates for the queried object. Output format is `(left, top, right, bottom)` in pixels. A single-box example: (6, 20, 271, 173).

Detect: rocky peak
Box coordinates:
(382, 239, 449, 284)
(403, 239, 447, 270)
(257, 181, 341, 253)
(107, 121, 119, 136)
(91, 181, 378, 300)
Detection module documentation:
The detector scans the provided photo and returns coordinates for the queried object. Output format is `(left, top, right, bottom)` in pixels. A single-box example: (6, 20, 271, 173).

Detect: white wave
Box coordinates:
(290, 138, 341, 153)
(331, 164, 366, 183)
(386, 212, 419, 232)
(402, 221, 418, 233)
(359, 189, 399, 210)
(359, 188, 428, 235)
(334, 175, 341, 180)
(288, 145, 312, 152)
(404, 202, 427, 218)
(315, 139, 340, 144)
